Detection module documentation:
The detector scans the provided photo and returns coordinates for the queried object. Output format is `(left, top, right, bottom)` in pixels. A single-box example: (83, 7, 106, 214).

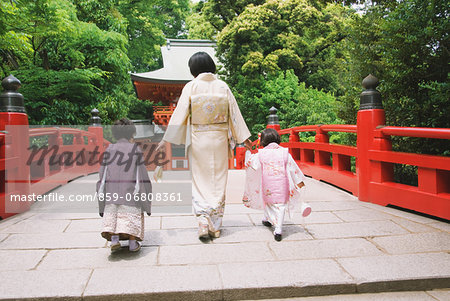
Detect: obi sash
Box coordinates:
(190, 93, 228, 125)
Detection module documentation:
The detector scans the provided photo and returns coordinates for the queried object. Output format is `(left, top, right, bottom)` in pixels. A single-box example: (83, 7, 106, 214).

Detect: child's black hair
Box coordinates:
(112, 118, 136, 140)
(260, 128, 281, 147)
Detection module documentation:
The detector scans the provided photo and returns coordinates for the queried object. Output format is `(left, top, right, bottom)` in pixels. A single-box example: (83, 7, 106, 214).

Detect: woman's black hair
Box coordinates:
(260, 128, 281, 147)
(112, 118, 136, 140)
(188, 52, 216, 77)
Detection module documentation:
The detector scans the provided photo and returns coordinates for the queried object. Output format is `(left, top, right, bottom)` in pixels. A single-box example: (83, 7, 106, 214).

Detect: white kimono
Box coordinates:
(162, 73, 250, 231)
(243, 143, 306, 234)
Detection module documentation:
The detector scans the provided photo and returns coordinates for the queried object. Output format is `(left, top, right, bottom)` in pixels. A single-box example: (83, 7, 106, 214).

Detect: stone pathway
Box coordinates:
(0, 171, 449, 300)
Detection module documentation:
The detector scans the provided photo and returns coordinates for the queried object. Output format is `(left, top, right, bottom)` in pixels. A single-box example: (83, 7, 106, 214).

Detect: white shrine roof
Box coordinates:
(130, 39, 217, 84)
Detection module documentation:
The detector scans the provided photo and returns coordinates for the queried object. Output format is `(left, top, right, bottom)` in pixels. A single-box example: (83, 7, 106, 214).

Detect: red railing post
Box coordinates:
(356, 75, 392, 203)
(235, 145, 246, 169)
(371, 128, 393, 184)
(314, 125, 330, 166)
(0, 75, 31, 218)
(288, 129, 300, 161)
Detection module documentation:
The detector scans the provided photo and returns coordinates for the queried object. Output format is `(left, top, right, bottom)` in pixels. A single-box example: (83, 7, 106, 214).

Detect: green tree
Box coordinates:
(116, 0, 190, 72)
(201, 0, 265, 31)
(186, 0, 217, 40)
(341, 0, 449, 155)
(235, 70, 342, 139)
(217, 0, 351, 95)
(0, 0, 32, 78)
(1, 0, 134, 124)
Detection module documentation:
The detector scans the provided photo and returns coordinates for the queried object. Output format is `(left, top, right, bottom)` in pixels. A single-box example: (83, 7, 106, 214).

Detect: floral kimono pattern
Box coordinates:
(162, 73, 251, 232)
(243, 143, 306, 212)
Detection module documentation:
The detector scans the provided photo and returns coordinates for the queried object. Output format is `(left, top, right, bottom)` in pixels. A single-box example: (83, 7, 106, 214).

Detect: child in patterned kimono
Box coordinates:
(97, 119, 152, 252)
(243, 128, 310, 241)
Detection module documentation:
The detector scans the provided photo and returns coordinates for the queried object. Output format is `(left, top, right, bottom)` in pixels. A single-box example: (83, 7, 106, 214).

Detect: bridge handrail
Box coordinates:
(278, 124, 357, 135)
(377, 126, 450, 139)
(29, 127, 96, 138)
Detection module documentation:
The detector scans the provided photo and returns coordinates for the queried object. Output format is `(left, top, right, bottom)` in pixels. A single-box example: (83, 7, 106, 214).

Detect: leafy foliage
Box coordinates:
(217, 0, 351, 95)
(235, 70, 342, 139)
(341, 0, 449, 156)
(0, 0, 190, 125)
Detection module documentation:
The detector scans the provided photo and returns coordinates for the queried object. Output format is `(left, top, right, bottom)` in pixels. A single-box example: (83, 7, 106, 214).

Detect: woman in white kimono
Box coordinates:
(159, 52, 251, 240)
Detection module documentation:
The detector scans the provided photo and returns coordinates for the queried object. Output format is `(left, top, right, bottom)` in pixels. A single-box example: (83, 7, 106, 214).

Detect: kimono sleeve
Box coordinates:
(96, 146, 112, 215)
(162, 82, 192, 145)
(287, 154, 305, 185)
(245, 150, 261, 170)
(138, 162, 152, 215)
(96, 163, 106, 215)
(228, 87, 251, 144)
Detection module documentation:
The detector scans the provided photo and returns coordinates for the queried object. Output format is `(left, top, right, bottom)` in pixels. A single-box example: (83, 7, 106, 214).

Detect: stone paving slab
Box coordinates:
(142, 228, 202, 246)
(305, 220, 409, 239)
(159, 242, 274, 265)
(333, 209, 396, 222)
(0, 219, 71, 234)
(219, 260, 355, 300)
(0, 233, 9, 242)
(222, 214, 254, 227)
(249, 211, 343, 225)
(428, 221, 450, 233)
(390, 217, 438, 233)
(309, 201, 365, 212)
(268, 238, 382, 261)
(0, 250, 47, 271)
(214, 226, 278, 243)
(337, 253, 450, 292)
(144, 216, 162, 230)
(161, 215, 197, 229)
(0, 269, 91, 300)
(427, 289, 450, 300)
(83, 265, 223, 301)
(372, 232, 450, 254)
(258, 290, 449, 300)
(0, 232, 106, 249)
(0, 214, 29, 230)
(64, 219, 103, 233)
(359, 203, 440, 224)
(280, 225, 315, 241)
(37, 247, 158, 270)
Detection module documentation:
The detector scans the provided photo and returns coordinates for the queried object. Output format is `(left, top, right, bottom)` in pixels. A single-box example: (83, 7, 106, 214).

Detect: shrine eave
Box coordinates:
(131, 73, 189, 85)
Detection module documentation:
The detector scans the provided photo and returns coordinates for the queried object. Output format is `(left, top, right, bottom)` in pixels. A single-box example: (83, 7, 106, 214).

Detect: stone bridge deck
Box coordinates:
(0, 171, 449, 300)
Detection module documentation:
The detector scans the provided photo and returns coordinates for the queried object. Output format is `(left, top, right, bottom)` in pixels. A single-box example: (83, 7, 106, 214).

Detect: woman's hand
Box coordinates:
(244, 139, 252, 151)
(155, 140, 165, 153)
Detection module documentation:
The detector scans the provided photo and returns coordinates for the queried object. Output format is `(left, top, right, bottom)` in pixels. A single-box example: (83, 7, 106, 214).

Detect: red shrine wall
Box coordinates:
(133, 81, 185, 106)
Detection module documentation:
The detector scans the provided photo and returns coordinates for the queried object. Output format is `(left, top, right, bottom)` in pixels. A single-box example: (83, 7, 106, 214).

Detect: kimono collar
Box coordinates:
(196, 73, 217, 81)
(264, 142, 282, 149)
(116, 138, 131, 144)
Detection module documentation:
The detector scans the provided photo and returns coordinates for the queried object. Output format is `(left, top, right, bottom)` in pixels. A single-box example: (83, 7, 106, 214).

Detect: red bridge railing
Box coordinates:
(1, 74, 449, 220)
(0, 75, 109, 219)
(236, 75, 450, 220)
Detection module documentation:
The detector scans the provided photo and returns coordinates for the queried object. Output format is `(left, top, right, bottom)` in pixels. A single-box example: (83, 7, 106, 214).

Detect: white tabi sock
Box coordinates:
(111, 235, 119, 244)
(129, 240, 138, 250)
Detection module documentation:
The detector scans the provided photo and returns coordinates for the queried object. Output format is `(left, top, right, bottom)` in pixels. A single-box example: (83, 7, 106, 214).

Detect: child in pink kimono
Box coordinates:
(243, 128, 310, 241)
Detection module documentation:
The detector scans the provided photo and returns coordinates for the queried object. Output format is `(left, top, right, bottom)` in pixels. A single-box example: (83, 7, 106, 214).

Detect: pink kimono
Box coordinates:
(243, 142, 306, 234)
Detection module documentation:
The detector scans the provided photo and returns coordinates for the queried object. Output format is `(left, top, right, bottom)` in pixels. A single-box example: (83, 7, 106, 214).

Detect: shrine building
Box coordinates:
(130, 39, 217, 125)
